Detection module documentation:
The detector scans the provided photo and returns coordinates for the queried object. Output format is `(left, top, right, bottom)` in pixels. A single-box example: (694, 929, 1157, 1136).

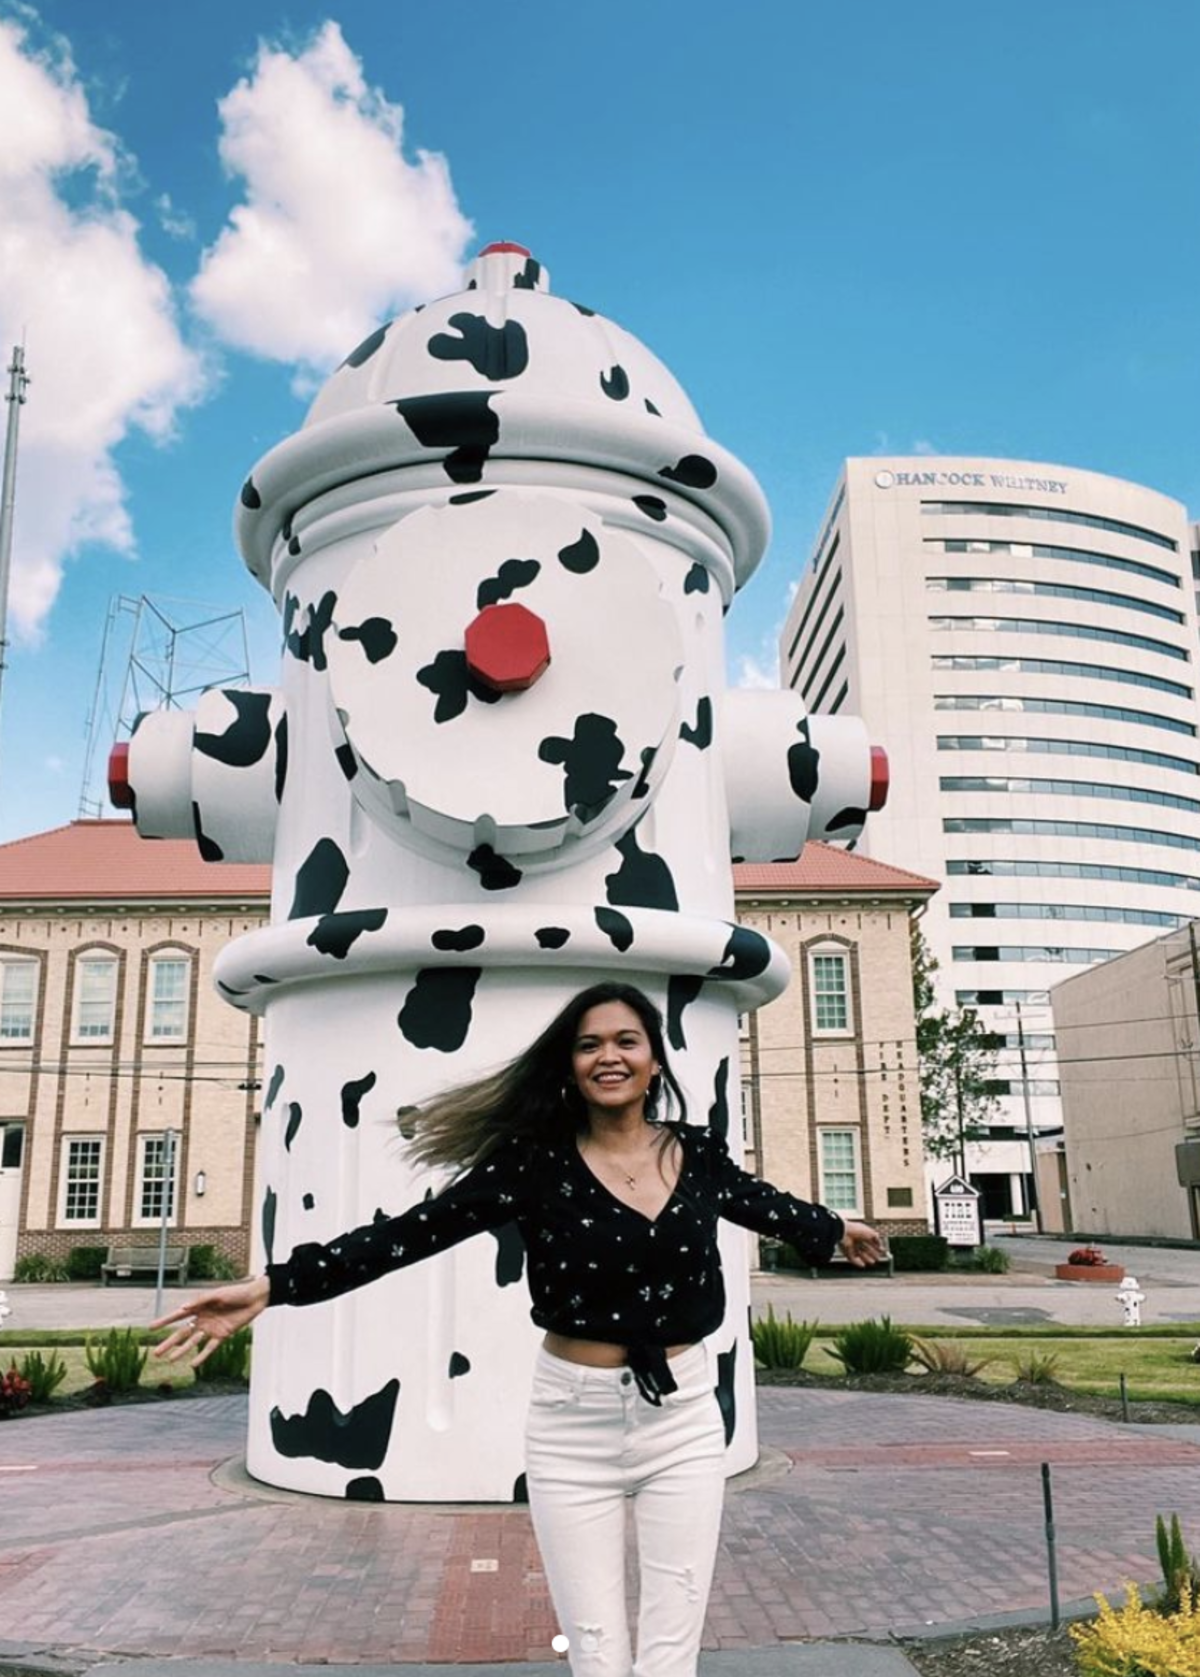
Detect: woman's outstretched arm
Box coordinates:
(152, 1275, 270, 1365)
(699, 1125, 886, 1266)
(152, 1137, 529, 1363)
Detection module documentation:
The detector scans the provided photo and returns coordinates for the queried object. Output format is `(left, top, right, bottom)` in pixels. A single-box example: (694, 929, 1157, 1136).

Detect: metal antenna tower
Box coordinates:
(79, 594, 252, 818)
(0, 344, 31, 788)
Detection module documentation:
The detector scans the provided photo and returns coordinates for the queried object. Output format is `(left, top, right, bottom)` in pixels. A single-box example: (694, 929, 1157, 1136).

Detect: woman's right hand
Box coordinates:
(150, 1275, 270, 1367)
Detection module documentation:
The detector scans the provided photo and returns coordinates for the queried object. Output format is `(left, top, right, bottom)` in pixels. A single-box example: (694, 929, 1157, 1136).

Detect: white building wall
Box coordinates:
(782, 459, 1199, 1219)
(1052, 928, 1200, 1240)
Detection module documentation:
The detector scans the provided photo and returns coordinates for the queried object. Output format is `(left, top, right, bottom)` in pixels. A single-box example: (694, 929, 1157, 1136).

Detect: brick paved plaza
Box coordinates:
(1, 1388, 1199, 1666)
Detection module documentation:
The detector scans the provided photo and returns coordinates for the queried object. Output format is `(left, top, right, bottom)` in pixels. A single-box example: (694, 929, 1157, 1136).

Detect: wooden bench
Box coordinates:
(101, 1245, 190, 1285)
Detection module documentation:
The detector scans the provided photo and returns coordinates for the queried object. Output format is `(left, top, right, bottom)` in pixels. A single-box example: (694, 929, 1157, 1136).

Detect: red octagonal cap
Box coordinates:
(465, 602, 551, 693)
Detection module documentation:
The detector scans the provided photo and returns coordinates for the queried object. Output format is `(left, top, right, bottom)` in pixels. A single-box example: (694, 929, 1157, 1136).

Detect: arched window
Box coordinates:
(0, 958, 37, 1042)
(808, 946, 852, 1036)
(72, 953, 119, 1043)
(146, 952, 191, 1042)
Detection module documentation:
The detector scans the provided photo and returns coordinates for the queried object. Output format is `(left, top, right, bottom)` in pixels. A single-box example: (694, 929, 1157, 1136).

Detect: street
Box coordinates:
(5, 1235, 1199, 1332)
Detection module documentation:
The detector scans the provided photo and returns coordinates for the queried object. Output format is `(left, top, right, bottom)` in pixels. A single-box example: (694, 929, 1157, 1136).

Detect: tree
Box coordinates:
(911, 924, 1001, 1169)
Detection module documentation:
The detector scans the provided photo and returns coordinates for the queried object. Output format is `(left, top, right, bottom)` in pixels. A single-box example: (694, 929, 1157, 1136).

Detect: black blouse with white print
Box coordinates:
(266, 1122, 845, 1403)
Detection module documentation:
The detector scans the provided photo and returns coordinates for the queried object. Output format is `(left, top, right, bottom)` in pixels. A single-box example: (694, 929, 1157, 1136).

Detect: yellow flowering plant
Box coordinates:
(1072, 1583, 1200, 1675)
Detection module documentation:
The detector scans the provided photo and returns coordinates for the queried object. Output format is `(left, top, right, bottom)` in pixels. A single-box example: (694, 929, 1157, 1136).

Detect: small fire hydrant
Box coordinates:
(1116, 1275, 1145, 1328)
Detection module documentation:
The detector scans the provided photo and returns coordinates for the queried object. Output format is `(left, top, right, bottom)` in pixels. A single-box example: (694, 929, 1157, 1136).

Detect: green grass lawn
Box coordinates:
(801, 1332, 1200, 1405)
(11, 1343, 196, 1397)
(3, 1323, 1199, 1407)
(0, 1329, 229, 1397)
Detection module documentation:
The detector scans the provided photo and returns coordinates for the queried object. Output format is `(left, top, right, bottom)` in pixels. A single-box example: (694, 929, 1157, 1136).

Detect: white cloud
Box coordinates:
(732, 650, 781, 691)
(190, 22, 474, 374)
(0, 17, 206, 637)
(155, 192, 196, 241)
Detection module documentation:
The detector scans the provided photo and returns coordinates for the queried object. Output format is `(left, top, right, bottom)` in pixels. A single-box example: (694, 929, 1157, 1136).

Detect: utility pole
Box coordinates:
(0, 345, 30, 788)
(954, 1061, 966, 1180)
(1015, 1000, 1043, 1233)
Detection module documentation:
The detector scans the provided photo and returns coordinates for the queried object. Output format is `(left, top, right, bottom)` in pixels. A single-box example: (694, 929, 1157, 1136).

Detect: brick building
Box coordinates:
(0, 822, 268, 1278)
(734, 846, 937, 1238)
(0, 824, 934, 1279)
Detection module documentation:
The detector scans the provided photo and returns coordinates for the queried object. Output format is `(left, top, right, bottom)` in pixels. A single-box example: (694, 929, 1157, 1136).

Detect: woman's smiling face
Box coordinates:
(571, 1000, 660, 1119)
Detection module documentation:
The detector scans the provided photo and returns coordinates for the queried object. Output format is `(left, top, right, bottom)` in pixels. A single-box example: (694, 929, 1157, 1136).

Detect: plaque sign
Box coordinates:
(934, 1175, 983, 1249)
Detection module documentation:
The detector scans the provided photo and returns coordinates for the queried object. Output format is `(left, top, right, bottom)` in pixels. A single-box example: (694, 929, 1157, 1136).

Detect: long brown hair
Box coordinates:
(406, 982, 687, 1172)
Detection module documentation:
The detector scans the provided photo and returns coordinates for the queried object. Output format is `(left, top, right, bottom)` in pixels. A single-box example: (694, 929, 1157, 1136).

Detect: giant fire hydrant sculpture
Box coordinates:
(111, 242, 886, 1500)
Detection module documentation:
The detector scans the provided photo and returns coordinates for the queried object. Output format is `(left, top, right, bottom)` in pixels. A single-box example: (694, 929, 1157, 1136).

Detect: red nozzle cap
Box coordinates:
(465, 603, 551, 693)
(478, 241, 531, 258)
(869, 745, 889, 812)
(108, 742, 134, 811)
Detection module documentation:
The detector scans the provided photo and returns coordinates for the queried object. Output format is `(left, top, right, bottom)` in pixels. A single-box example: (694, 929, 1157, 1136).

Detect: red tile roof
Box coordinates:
(734, 843, 938, 897)
(0, 821, 271, 902)
(0, 824, 936, 906)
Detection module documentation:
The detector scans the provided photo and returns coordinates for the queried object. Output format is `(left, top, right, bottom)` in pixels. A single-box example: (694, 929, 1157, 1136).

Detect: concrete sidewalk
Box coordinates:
(4, 1655, 922, 1676)
(2, 1386, 1198, 1673)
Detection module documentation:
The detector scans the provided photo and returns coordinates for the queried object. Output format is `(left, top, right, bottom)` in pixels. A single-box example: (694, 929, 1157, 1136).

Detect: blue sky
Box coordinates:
(1, 0, 1199, 842)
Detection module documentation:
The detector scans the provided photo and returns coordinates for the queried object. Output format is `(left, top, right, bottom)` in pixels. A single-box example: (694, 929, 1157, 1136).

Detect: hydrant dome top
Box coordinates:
(234, 243, 771, 593)
(303, 243, 702, 431)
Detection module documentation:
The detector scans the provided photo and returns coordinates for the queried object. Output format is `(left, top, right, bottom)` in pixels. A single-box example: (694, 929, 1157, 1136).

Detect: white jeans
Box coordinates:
(524, 1342, 727, 1677)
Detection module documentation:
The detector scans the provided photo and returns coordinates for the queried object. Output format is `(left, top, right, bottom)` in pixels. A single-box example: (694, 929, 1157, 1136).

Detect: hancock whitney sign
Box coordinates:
(874, 467, 1069, 494)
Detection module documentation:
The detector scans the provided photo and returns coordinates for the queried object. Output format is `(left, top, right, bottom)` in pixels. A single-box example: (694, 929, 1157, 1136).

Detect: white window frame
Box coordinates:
(0, 958, 37, 1043)
(72, 956, 119, 1045)
(809, 947, 853, 1036)
(133, 1132, 178, 1228)
(739, 1078, 754, 1152)
(59, 1135, 105, 1226)
(146, 955, 190, 1043)
(817, 1127, 863, 1218)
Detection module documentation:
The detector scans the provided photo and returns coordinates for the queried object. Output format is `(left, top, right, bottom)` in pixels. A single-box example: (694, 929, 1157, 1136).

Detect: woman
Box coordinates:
(154, 981, 884, 1677)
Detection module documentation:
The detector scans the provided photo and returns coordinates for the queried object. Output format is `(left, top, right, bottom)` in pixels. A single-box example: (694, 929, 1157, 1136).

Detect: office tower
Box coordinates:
(781, 458, 1198, 1218)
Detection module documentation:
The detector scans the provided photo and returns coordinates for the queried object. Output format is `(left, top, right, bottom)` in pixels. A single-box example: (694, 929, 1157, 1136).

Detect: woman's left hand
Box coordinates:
(839, 1220, 888, 1268)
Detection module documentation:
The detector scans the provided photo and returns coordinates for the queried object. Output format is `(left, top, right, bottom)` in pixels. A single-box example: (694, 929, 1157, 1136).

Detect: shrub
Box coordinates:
(193, 1326, 252, 1383)
(16, 1349, 68, 1404)
(66, 1246, 107, 1281)
(829, 1316, 913, 1375)
(187, 1244, 217, 1281)
(1012, 1349, 1061, 1385)
(187, 1246, 240, 1283)
(0, 1367, 31, 1417)
(1072, 1584, 1200, 1674)
(750, 1306, 817, 1370)
(13, 1253, 69, 1283)
(85, 1328, 147, 1393)
(974, 1244, 1010, 1274)
(909, 1337, 993, 1378)
(1157, 1513, 1200, 1616)
(888, 1235, 949, 1273)
(1068, 1245, 1108, 1267)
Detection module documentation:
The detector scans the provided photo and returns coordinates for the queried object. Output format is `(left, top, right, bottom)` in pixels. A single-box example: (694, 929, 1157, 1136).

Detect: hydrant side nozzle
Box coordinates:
(108, 742, 134, 811)
(869, 745, 890, 812)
